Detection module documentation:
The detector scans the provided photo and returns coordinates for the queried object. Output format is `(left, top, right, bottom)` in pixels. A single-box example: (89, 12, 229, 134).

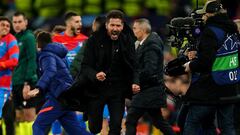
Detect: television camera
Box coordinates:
(164, 13, 204, 76)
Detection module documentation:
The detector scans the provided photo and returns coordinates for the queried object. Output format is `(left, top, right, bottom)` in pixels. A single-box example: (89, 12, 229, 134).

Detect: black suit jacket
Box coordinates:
(131, 32, 167, 108)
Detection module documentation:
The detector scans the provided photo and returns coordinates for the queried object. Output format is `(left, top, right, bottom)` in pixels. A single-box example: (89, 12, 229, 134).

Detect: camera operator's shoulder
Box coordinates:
(202, 27, 219, 39)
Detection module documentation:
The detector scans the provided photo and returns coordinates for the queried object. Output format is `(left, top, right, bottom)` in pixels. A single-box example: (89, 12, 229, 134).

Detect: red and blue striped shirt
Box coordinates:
(52, 32, 88, 65)
(0, 33, 19, 91)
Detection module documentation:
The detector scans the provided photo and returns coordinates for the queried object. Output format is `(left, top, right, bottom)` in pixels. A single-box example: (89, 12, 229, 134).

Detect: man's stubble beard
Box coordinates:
(71, 27, 77, 36)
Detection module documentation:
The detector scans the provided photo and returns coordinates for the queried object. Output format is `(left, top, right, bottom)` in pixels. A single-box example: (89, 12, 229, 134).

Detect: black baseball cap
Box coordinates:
(196, 0, 222, 14)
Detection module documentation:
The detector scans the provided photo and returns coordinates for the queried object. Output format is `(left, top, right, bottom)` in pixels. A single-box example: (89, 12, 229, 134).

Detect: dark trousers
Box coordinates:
(125, 107, 176, 135)
(183, 104, 235, 135)
(217, 104, 235, 135)
(234, 103, 240, 135)
(177, 103, 216, 135)
(177, 103, 189, 134)
(87, 93, 125, 135)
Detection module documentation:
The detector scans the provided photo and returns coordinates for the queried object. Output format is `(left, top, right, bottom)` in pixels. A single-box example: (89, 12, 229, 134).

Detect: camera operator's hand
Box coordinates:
(184, 61, 191, 72)
(187, 51, 197, 60)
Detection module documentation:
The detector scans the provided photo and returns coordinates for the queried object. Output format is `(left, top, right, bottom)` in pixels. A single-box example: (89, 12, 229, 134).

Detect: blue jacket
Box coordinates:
(36, 43, 73, 98)
(185, 13, 239, 104)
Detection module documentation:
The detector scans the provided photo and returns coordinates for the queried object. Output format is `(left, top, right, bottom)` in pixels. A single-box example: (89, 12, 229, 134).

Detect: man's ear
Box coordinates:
(105, 22, 108, 29)
(25, 19, 28, 26)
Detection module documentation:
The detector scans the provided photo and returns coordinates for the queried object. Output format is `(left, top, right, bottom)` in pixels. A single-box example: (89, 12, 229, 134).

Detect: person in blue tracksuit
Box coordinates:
(25, 31, 92, 135)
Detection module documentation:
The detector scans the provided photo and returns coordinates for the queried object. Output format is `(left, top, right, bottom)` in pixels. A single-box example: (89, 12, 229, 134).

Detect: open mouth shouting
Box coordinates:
(110, 31, 120, 40)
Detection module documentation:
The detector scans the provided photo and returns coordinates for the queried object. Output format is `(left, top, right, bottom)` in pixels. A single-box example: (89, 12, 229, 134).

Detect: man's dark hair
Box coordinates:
(94, 16, 106, 31)
(13, 11, 27, 19)
(36, 31, 52, 49)
(95, 16, 106, 26)
(33, 28, 44, 37)
(106, 10, 125, 23)
(52, 25, 66, 34)
(0, 16, 11, 25)
(64, 11, 78, 23)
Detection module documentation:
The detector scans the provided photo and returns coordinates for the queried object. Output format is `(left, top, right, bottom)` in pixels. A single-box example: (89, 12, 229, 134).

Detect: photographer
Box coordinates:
(183, 0, 239, 135)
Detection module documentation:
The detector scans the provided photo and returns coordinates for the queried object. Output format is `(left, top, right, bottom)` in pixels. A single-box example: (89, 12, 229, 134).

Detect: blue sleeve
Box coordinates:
(36, 56, 57, 93)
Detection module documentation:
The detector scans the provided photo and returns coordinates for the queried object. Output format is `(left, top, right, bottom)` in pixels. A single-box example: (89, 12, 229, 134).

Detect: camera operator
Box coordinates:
(183, 0, 239, 135)
(233, 19, 240, 135)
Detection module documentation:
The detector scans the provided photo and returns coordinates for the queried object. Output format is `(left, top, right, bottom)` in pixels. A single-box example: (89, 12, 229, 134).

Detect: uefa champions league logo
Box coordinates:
(223, 34, 240, 51)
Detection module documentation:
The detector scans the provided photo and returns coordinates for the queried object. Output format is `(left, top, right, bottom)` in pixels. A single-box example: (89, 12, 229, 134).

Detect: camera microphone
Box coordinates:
(170, 17, 195, 28)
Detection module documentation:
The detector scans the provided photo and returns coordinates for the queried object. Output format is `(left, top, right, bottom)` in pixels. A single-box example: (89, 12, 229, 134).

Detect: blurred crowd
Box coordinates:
(0, 0, 210, 36)
(0, 0, 239, 38)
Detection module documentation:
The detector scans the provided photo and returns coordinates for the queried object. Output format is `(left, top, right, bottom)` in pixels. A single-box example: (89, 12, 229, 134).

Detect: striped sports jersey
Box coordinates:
(0, 33, 19, 91)
(52, 32, 88, 65)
